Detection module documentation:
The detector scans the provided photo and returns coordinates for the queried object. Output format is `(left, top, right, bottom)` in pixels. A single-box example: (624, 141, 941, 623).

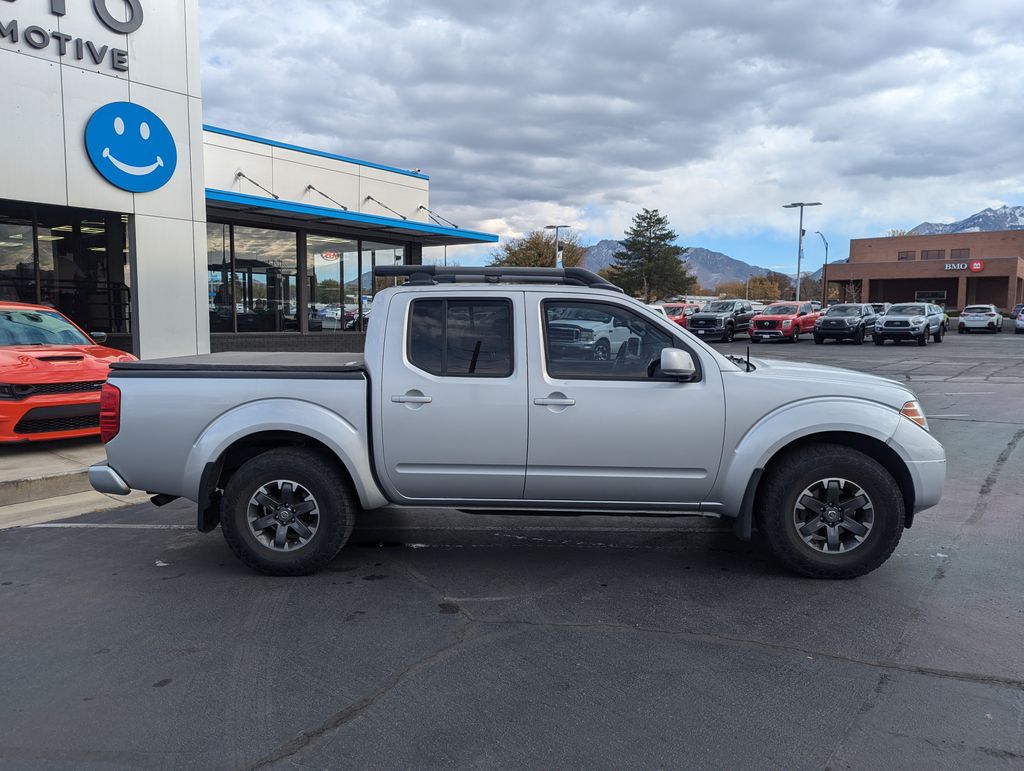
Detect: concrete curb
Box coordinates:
(0, 469, 93, 506)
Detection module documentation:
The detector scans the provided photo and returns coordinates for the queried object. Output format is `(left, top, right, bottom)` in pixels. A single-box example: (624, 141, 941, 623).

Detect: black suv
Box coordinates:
(687, 299, 756, 342)
(813, 303, 877, 344)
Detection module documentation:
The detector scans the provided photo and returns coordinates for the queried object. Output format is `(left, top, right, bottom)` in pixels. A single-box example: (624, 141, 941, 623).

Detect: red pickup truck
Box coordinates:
(749, 302, 820, 343)
(662, 302, 702, 329)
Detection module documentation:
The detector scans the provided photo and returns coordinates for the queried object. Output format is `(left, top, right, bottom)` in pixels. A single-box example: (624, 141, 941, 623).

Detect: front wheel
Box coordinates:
(592, 339, 611, 361)
(933, 325, 944, 343)
(873, 335, 885, 346)
(790, 330, 800, 343)
(852, 326, 865, 345)
(917, 330, 928, 346)
(754, 443, 905, 578)
(220, 448, 356, 576)
(722, 324, 735, 343)
(813, 333, 824, 345)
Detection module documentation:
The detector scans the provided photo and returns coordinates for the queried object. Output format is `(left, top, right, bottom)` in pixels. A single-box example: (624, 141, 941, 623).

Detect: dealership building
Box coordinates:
(0, 0, 496, 358)
(828, 232, 1024, 311)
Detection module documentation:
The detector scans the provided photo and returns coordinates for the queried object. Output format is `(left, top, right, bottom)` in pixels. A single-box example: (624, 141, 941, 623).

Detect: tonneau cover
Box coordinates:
(111, 351, 366, 373)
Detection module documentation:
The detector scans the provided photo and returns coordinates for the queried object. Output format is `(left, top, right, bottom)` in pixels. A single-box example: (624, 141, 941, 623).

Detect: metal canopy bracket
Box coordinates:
(373, 265, 624, 292)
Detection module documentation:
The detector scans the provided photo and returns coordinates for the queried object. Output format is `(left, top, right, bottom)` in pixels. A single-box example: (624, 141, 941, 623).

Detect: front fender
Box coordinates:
(182, 398, 388, 511)
(712, 397, 902, 518)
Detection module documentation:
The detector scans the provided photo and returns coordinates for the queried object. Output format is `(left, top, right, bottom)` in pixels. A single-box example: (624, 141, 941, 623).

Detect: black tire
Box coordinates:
(751, 337, 762, 344)
(873, 335, 885, 346)
(958, 326, 965, 334)
(917, 330, 928, 346)
(722, 324, 735, 343)
(593, 339, 611, 361)
(220, 448, 356, 576)
(852, 326, 865, 345)
(933, 325, 944, 343)
(754, 443, 905, 578)
(790, 330, 800, 343)
(813, 333, 824, 345)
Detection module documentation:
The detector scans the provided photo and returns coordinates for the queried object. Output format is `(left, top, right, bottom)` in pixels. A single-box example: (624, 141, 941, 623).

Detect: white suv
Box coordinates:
(958, 305, 1004, 334)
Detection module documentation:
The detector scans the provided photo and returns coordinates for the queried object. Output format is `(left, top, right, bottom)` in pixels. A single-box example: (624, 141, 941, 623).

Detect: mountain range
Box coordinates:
(583, 240, 771, 289)
(909, 205, 1024, 235)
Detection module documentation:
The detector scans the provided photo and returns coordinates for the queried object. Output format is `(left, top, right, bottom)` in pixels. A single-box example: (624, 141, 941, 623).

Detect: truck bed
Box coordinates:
(110, 352, 366, 375)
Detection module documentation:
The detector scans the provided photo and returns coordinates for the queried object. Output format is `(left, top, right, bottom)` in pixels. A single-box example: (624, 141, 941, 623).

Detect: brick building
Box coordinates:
(828, 231, 1024, 311)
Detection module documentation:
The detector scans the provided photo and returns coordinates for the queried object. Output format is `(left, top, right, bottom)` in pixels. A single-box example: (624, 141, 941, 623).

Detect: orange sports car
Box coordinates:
(0, 302, 136, 443)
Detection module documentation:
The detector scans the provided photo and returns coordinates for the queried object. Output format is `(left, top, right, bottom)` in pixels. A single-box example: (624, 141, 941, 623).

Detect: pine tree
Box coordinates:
(607, 209, 695, 302)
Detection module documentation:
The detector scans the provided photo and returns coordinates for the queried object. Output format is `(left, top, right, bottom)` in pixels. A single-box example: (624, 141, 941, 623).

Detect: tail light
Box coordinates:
(986, 313, 996, 317)
(99, 383, 121, 443)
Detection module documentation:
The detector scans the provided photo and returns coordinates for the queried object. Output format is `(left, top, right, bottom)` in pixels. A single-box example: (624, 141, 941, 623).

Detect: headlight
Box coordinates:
(782, 320, 792, 328)
(580, 329, 594, 342)
(900, 400, 928, 431)
(911, 316, 925, 325)
(846, 317, 858, 325)
(715, 317, 725, 327)
(0, 384, 34, 400)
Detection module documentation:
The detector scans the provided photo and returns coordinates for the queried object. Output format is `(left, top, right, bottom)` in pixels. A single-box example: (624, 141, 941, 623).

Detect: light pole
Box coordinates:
(544, 224, 571, 268)
(815, 231, 829, 307)
(783, 202, 821, 302)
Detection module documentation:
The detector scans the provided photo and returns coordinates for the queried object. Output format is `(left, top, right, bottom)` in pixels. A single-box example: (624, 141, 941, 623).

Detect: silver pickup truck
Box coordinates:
(90, 267, 945, 579)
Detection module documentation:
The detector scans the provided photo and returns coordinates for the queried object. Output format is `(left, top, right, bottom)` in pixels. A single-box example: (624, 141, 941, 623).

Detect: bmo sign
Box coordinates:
(945, 260, 985, 272)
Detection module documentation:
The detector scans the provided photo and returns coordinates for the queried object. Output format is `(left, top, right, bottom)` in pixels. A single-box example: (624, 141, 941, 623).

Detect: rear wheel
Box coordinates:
(755, 443, 905, 578)
(220, 448, 356, 576)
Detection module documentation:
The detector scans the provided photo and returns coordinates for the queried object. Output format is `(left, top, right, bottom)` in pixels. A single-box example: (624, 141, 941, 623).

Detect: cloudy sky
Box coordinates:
(198, 0, 1024, 272)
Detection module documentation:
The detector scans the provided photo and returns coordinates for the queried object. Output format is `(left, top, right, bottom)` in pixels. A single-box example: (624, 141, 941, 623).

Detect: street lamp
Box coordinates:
(544, 224, 571, 268)
(783, 202, 821, 302)
(815, 231, 829, 307)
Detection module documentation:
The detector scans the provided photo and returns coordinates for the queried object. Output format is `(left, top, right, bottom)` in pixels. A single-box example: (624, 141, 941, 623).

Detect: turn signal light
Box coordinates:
(900, 400, 928, 430)
(99, 383, 121, 443)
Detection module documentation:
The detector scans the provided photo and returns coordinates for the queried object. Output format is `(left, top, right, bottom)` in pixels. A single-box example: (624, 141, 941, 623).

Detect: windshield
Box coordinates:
(665, 306, 686, 317)
(705, 301, 736, 313)
(889, 304, 925, 315)
(0, 309, 92, 346)
(825, 305, 862, 317)
(764, 304, 798, 315)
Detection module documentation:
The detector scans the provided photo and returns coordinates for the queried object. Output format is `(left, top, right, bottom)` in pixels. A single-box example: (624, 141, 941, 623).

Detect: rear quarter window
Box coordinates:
(408, 298, 513, 377)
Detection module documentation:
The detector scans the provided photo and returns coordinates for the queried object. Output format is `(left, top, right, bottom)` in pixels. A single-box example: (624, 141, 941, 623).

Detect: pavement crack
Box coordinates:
(967, 428, 1024, 525)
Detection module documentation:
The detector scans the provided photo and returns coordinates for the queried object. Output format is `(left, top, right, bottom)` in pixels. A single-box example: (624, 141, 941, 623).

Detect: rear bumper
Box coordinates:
(89, 463, 131, 495)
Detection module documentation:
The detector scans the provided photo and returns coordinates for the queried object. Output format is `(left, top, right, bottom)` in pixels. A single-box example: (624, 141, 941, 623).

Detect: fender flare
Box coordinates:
(715, 398, 902, 539)
(183, 399, 389, 527)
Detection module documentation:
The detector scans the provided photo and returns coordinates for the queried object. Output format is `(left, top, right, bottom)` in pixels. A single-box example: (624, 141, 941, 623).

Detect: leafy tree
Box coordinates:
(606, 209, 695, 302)
(314, 279, 341, 304)
(886, 228, 909, 237)
(714, 280, 748, 298)
(490, 230, 584, 268)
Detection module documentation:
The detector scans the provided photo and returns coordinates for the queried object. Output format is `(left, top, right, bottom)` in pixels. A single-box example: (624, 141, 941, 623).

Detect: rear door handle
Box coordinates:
(534, 397, 575, 406)
(392, 395, 432, 404)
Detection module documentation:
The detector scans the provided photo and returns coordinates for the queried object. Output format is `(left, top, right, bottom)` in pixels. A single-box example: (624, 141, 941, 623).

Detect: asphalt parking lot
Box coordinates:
(2, 332, 1023, 769)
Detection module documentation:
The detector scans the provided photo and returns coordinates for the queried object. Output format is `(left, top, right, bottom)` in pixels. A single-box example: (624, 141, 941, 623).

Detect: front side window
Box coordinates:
(543, 300, 680, 380)
(408, 298, 513, 377)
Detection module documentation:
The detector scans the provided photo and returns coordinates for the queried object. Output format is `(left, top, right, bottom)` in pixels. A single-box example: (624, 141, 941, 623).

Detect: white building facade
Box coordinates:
(1, 0, 494, 358)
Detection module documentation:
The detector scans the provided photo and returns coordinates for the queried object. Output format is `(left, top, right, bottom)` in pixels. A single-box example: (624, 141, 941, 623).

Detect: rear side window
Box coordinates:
(408, 299, 513, 377)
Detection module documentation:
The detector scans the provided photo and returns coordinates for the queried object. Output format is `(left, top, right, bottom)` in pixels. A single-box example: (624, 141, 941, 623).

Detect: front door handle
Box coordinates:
(534, 397, 575, 407)
(392, 394, 432, 404)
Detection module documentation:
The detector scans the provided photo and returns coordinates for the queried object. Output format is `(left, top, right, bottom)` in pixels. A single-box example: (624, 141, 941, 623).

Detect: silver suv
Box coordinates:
(874, 303, 946, 346)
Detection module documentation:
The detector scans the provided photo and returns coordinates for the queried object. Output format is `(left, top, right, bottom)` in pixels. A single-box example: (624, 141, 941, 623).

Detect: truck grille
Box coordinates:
(548, 326, 581, 343)
(757, 320, 778, 329)
(691, 319, 714, 328)
(3, 381, 104, 400)
(823, 319, 844, 327)
(885, 320, 909, 328)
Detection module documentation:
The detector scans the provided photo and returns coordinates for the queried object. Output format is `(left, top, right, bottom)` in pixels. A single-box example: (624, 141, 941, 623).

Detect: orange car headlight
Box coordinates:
(900, 400, 928, 431)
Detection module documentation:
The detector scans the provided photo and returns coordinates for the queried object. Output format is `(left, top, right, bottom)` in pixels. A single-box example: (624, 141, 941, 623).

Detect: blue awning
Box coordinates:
(205, 188, 498, 246)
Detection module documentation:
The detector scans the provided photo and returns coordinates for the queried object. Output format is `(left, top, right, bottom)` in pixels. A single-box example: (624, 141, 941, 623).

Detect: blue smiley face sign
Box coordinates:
(85, 102, 177, 193)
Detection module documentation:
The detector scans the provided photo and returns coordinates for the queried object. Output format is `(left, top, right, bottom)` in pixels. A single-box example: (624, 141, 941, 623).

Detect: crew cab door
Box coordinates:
(525, 295, 726, 506)
(736, 302, 755, 331)
(377, 290, 528, 502)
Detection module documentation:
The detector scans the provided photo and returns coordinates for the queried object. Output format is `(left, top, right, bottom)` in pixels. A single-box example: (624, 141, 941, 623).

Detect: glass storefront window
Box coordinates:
(232, 226, 298, 332)
(306, 235, 358, 332)
(361, 241, 404, 331)
(0, 211, 36, 303)
(207, 223, 233, 332)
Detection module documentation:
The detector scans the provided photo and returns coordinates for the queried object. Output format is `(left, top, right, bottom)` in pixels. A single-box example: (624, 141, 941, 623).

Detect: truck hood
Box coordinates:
(549, 320, 608, 332)
(740, 357, 914, 409)
(690, 312, 731, 321)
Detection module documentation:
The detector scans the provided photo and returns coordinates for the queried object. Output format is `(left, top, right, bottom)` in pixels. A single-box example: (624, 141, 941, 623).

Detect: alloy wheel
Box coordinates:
(246, 479, 321, 552)
(792, 478, 874, 554)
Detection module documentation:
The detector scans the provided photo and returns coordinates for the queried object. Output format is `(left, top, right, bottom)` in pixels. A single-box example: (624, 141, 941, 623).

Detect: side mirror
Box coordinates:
(798, 311, 807, 316)
(90, 332, 108, 344)
(661, 348, 696, 380)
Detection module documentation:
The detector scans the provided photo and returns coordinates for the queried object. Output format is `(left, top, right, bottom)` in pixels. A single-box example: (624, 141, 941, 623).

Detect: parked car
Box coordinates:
(1016, 313, 1024, 334)
(647, 304, 669, 319)
(958, 305, 1004, 334)
(91, 266, 946, 580)
(686, 299, 756, 342)
(0, 302, 135, 443)
(749, 302, 819, 343)
(1009, 303, 1024, 320)
(874, 303, 946, 346)
(870, 302, 892, 316)
(809, 301, 823, 312)
(662, 302, 702, 329)
(546, 304, 640, 361)
(813, 303, 877, 344)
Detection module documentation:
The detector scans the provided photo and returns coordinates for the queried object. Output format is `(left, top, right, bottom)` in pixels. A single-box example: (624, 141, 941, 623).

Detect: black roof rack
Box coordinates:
(373, 265, 623, 292)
